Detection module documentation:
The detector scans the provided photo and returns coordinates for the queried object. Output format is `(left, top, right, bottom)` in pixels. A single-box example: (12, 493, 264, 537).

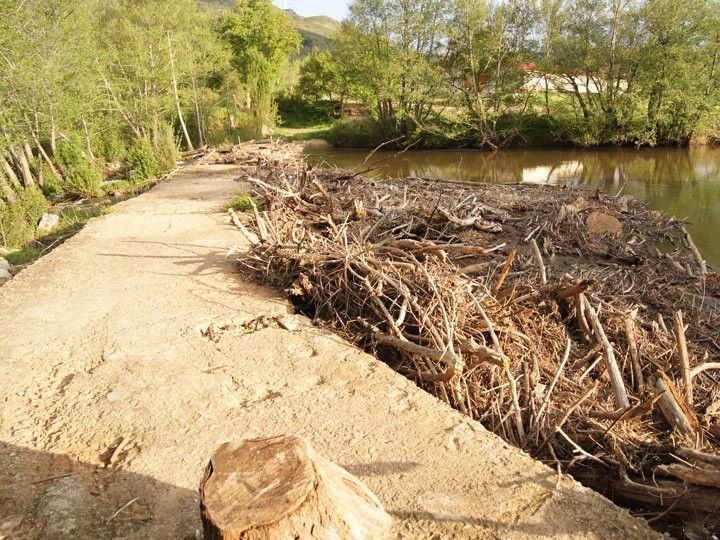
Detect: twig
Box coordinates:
(624, 308, 644, 390)
(690, 362, 720, 380)
(530, 239, 547, 284)
(492, 249, 516, 294)
(556, 427, 605, 466)
(0, 472, 82, 492)
(681, 225, 706, 278)
(534, 338, 571, 432)
(673, 310, 692, 405)
(106, 497, 139, 524)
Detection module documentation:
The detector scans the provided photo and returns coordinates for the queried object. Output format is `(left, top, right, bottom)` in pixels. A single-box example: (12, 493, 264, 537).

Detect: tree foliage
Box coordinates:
(215, 0, 301, 134)
(0, 0, 300, 248)
(301, 0, 720, 148)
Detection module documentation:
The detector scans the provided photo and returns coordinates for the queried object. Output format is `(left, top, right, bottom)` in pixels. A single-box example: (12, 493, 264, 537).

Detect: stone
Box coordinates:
(0, 258, 9, 270)
(0, 268, 11, 284)
(586, 211, 623, 237)
(38, 213, 61, 234)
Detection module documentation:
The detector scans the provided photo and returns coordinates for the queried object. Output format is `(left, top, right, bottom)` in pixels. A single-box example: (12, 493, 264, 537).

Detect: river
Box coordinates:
(305, 146, 720, 270)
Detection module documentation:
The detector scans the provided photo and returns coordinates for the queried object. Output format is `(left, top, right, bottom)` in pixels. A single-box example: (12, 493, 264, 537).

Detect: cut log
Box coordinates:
(199, 436, 392, 540)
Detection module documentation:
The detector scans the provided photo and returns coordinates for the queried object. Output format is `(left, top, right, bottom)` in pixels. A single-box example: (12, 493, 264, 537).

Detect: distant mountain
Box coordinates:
(199, 2, 341, 54)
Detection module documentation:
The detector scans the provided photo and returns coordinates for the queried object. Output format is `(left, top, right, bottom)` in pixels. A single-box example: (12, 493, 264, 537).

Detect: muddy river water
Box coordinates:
(306, 146, 720, 270)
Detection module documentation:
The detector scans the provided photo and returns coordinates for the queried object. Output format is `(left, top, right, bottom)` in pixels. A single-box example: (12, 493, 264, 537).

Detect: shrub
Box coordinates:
(326, 118, 389, 148)
(0, 185, 48, 248)
(227, 194, 260, 212)
(94, 129, 126, 164)
(155, 122, 180, 172)
(276, 92, 337, 127)
(55, 138, 102, 198)
(205, 108, 259, 146)
(127, 136, 160, 182)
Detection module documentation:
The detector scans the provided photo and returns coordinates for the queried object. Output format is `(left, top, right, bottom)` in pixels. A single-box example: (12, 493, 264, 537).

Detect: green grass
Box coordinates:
(4, 245, 42, 266)
(275, 123, 333, 141)
(4, 204, 111, 267)
(228, 195, 261, 212)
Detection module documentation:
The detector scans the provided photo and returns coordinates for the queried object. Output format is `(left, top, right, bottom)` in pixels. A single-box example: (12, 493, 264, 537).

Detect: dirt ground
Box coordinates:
(0, 164, 661, 539)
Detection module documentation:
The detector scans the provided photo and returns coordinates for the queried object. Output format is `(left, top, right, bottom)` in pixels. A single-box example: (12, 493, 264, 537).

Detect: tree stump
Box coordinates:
(199, 435, 393, 540)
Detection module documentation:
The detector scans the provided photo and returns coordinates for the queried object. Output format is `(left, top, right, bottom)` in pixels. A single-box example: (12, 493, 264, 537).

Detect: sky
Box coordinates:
(272, 0, 351, 21)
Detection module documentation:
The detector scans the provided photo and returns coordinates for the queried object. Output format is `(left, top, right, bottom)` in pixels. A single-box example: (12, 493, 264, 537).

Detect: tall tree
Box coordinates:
(216, 0, 301, 136)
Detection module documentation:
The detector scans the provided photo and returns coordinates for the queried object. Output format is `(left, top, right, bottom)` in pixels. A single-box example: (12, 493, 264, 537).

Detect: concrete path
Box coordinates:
(0, 164, 659, 539)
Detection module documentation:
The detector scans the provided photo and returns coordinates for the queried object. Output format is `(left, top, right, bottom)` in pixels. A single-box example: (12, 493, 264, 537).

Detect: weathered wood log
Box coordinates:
(676, 447, 720, 467)
(653, 371, 699, 439)
(582, 297, 630, 410)
(623, 308, 644, 390)
(576, 470, 720, 524)
(658, 463, 720, 489)
(199, 436, 392, 540)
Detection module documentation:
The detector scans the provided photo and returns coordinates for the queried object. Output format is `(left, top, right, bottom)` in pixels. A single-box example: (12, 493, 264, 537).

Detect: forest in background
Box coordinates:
(3, 0, 720, 255)
(0, 0, 299, 253)
(288, 0, 720, 150)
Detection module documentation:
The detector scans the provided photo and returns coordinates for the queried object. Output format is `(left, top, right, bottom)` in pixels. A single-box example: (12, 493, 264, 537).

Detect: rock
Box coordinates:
(586, 211, 623, 237)
(0, 267, 11, 284)
(277, 315, 302, 332)
(38, 213, 61, 233)
(0, 258, 9, 270)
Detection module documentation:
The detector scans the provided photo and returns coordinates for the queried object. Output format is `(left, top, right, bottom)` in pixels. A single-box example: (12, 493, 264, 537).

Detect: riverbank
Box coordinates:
(0, 159, 660, 539)
(275, 113, 720, 151)
(208, 142, 720, 536)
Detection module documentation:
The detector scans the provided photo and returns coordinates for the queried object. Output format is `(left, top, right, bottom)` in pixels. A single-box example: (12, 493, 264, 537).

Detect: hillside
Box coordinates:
(199, 2, 340, 53)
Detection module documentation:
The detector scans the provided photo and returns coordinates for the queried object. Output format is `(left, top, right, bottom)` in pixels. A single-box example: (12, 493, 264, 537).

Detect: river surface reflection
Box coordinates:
(305, 147, 720, 269)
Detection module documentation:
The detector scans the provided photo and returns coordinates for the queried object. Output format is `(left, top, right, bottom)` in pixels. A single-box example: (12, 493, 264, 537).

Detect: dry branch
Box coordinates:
(583, 296, 630, 410)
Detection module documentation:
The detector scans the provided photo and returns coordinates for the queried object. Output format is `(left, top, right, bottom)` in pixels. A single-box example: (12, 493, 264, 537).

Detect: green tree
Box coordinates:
(216, 0, 301, 136)
(340, 0, 450, 135)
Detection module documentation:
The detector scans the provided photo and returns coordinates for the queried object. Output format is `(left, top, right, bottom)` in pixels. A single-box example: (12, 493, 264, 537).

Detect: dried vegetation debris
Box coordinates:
(204, 143, 720, 533)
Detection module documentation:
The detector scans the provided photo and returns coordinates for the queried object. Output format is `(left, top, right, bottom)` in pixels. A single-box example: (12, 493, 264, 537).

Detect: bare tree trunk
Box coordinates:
(31, 130, 64, 180)
(50, 116, 58, 156)
(0, 173, 17, 203)
(167, 32, 194, 151)
(101, 74, 143, 139)
(81, 116, 96, 161)
(191, 76, 205, 147)
(1, 155, 21, 190)
(11, 145, 34, 188)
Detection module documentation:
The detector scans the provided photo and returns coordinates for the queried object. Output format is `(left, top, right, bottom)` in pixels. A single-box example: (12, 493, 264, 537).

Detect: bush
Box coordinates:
(227, 194, 260, 212)
(55, 138, 102, 197)
(127, 136, 160, 182)
(276, 92, 338, 127)
(94, 129, 126, 164)
(205, 108, 257, 146)
(0, 185, 48, 248)
(326, 118, 389, 148)
(155, 122, 180, 172)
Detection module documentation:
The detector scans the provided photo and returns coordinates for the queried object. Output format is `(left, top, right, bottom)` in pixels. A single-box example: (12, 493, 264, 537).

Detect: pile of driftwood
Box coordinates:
(205, 144, 720, 535)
